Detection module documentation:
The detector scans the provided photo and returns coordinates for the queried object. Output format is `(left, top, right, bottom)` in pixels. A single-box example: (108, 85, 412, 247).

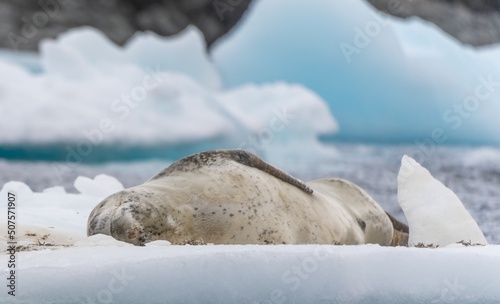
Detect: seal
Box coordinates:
(87, 150, 408, 246)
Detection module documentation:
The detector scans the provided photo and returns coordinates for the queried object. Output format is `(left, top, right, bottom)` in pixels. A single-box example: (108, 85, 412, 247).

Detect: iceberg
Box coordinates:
(0, 26, 337, 164)
(212, 0, 500, 145)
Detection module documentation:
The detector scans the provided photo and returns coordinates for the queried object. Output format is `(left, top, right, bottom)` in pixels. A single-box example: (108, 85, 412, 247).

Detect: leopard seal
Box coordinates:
(87, 150, 408, 246)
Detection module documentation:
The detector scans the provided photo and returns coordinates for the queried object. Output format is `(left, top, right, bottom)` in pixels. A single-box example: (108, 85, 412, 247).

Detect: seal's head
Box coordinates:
(87, 189, 169, 245)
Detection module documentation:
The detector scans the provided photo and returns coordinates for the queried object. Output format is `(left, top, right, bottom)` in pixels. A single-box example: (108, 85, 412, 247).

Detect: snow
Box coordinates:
(397, 155, 488, 247)
(212, 0, 500, 145)
(2, 244, 500, 304)
(1, 157, 499, 303)
(0, 26, 337, 163)
(0, 177, 102, 248)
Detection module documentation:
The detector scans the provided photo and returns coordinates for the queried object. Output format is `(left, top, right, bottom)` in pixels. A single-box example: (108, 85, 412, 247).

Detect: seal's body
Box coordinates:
(87, 150, 407, 246)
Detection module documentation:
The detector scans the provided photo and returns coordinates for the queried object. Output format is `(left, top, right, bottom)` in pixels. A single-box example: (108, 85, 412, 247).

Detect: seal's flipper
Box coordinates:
(386, 212, 409, 246)
(390, 229, 409, 247)
(229, 150, 313, 195)
(386, 212, 409, 234)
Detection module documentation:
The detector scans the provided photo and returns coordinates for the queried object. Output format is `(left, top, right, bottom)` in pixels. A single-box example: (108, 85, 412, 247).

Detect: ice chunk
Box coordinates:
(125, 26, 221, 88)
(217, 82, 338, 166)
(74, 174, 124, 197)
(397, 155, 487, 247)
(217, 83, 337, 135)
(94, 174, 125, 193)
(42, 186, 66, 194)
(0, 181, 34, 199)
(40, 26, 125, 74)
(41, 37, 98, 81)
(74, 176, 102, 197)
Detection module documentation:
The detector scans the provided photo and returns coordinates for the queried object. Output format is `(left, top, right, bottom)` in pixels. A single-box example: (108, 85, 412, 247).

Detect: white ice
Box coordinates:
(2, 244, 500, 304)
(397, 155, 488, 247)
(1, 169, 497, 303)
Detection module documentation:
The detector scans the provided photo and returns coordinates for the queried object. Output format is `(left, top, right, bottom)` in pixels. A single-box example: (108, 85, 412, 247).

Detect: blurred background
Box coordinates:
(1, 0, 500, 241)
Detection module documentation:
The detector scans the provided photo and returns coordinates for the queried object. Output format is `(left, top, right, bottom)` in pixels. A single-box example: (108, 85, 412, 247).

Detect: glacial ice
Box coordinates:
(212, 0, 500, 145)
(0, 26, 337, 164)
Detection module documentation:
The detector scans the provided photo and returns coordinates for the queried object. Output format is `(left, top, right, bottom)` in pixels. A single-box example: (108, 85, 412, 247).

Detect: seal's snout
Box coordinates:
(87, 196, 116, 237)
(87, 191, 157, 246)
(109, 205, 146, 245)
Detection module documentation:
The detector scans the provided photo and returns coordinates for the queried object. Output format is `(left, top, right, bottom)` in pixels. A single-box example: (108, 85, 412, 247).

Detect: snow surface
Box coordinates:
(0, 175, 111, 245)
(1, 159, 499, 303)
(0, 26, 337, 164)
(212, 0, 500, 145)
(2, 244, 500, 304)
